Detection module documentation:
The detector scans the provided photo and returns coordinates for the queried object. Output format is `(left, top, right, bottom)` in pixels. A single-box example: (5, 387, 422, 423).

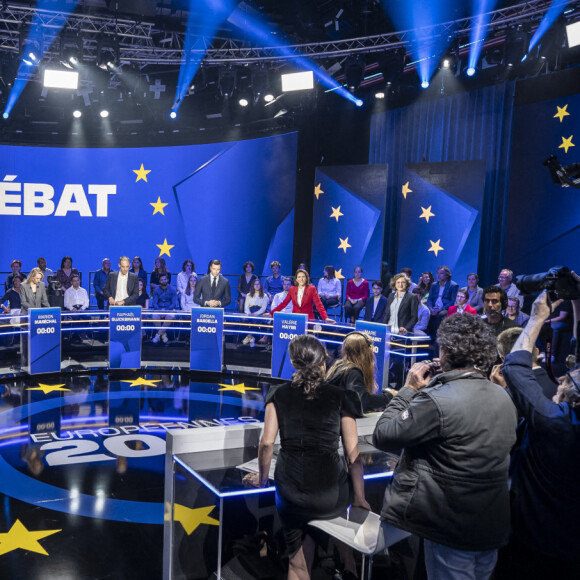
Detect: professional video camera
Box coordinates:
(543, 155, 580, 189)
(514, 266, 580, 302)
(46, 275, 63, 296)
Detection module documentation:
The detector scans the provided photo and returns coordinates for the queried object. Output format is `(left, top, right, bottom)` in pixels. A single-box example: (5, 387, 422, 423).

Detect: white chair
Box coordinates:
(308, 507, 410, 580)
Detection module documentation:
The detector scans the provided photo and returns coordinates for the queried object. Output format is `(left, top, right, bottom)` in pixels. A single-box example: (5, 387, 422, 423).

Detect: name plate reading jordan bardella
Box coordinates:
(29, 307, 61, 374)
(190, 307, 224, 372)
(272, 312, 308, 379)
(109, 306, 142, 369)
(355, 319, 390, 390)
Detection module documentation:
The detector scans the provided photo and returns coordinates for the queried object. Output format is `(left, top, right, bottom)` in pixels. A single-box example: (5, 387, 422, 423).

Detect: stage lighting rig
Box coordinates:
(218, 67, 237, 99)
(344, 56, 365, 92)
(97, 37, 119, 71)
(543, 154, 580, 189)
(60, 33, 83, 69)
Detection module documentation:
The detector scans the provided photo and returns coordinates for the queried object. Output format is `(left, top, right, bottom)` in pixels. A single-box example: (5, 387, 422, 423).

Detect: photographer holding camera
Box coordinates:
(496, 272, 580, 579)
(372, 314, 517, 579)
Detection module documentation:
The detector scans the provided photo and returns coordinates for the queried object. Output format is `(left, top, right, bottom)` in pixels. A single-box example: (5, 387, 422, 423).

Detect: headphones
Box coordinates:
(346, 331, 373, 348)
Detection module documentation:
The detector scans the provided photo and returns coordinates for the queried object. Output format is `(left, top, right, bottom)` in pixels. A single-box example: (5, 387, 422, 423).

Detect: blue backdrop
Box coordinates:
(0, 132, 298, 279)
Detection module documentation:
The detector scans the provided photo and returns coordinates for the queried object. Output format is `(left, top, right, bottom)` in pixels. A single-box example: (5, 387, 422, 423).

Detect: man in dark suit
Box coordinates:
(103, 256, 139, 306)
(194, 259, 231, 308)
(364, 280, 388, 322)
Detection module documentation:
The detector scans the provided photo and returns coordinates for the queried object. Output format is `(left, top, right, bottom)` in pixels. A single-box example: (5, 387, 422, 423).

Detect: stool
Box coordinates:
(308, 507, 410, 580)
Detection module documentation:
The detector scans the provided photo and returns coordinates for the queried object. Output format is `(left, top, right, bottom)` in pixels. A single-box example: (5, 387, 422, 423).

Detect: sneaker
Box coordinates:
(250, 337, 255, 347)
(152, 334, 161, 343)
(242, 335, 252, 345)
(161, 334, 168, 343)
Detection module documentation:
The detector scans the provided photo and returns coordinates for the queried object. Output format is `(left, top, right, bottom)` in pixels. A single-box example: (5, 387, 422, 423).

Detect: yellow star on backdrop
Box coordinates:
(0, 520, 61, 556)
(329, 206, 344, 222)
(428, 239, 444, 257)
(133, 163, 151, 182)
(338, 237, 352, 253)
(150, 197, 168, 215)
(157, 238, 175, 257)
(559, 135, 575, 153)
(27, 384, 69, 394)
(218, 383, 261, 394)
(401, 182, 413, 199)
(173, 505, 219, 535)
(314, 183, 324, 200)
(335, 268, 345, 280)
(419, 206, 435, 223)
(121, 378, 162, 387)
(554, 105, 570, 123)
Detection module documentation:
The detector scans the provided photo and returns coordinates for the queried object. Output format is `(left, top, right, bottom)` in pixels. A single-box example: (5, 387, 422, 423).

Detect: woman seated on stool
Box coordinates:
(317, 265, 341, 312)
(180, 274, 199, 311)
(327, 331, 394, 413)
(383, 273, 418, 335)
(243, 278, 269, 346)
(243, 335, 369, 580)
(344, 266, 369, 324)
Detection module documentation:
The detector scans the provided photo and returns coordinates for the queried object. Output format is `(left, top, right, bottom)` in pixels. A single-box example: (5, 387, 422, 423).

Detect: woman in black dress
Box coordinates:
(327, 331, 394, 413)
(243, 335, 369, 579)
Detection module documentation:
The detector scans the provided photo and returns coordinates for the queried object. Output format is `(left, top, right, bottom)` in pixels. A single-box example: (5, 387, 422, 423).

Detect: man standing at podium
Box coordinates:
(104, 256, 139, 307)
(194, 259, 231, 309)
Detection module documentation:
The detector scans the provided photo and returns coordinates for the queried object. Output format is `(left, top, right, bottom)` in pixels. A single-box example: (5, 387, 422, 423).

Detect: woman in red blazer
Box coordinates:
(270, 269, 336, 323)
(446, 288, 477, 317)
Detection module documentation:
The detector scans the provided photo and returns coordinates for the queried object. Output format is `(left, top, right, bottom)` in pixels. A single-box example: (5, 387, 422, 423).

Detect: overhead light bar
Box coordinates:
(281, 71, 314, 92)
(43, 69, 79, 89)
(566, 20, 580, 48)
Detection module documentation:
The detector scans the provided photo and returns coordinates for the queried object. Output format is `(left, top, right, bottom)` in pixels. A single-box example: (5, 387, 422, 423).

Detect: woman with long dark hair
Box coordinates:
(150, 257, 171, 293)
(243, 335, 368, 579)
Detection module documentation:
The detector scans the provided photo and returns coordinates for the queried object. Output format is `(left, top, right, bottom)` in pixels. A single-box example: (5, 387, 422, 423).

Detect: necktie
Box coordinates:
(211, 276, 217, 295)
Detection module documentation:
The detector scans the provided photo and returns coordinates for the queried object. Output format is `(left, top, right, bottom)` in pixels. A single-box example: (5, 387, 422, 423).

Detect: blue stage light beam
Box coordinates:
(3, 0, 81, 119)
(226, 7, 361, 105)
(173, 0, 235, 112)
(468, 0, 498, 75)
(526, 0, 568, 58)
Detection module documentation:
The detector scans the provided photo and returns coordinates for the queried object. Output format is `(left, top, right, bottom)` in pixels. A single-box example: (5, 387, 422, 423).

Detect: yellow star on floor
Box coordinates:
(419, 205, 435, 223)
(428, 239, 444, 257)
(0, 519, 61, 556)
(559, 135, 575, 154)
(150, 197, 168, 215)
(338, 237, 352, 253)
(133, 163, 151, 182)
(314, 183, 324, 200)
(121, 378, 162, 387)
(335, 268, 345, 280)
(218, 382, 261, 394)
(329, 206, 344, 222)
(554, 105, 570, 123)
(157, 238, 175, 257)
(401, 181, 413, 199)
(27, 384, 69, 394)
(173, 505, 219, 535)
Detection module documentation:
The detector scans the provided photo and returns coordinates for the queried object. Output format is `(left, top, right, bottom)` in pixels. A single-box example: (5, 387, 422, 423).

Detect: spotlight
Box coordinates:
(73, 110, 82, 118)
(421, 80, 429, 89)
(2, 112, 8, 119)
(60, 34, 83, 69)
(442, 58, 451, 68)
(355, 99, 363, 107)
(374, 91, 385, 99)
(99, 109, 109, 118)
(344, 56, 366, 92)
(218, 67, 237, 99)
(466, 67, 476, 77)
(251, 67, 269, 103)
(97, 37, 119, 71)
(238, 98, 249, 107)
(169, 110, 177, 119)
(264, 93, 274, 103)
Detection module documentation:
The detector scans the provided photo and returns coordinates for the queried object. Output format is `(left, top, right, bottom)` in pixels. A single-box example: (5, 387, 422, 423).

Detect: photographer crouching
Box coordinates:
(495, 273, 580, 580)
(372, 313, 517, 579)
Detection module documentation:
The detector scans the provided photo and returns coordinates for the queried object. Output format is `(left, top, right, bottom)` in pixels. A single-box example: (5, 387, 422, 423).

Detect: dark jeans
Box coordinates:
(344, 300, 365, 322)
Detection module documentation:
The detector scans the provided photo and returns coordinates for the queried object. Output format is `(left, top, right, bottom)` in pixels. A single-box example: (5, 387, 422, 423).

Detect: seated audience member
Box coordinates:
(20, 268, 50, 313)
(327, 331, 394, 412)
(194, 259, 231, 308)
(93, 258, 112, 310)
(317, 265, 342, 311)
(466, 272, 484, 313)
(483, 285, 520, 336)
(151, 273, 178, 344)
(505, 297, 529, 326)
(243, 278, 269, 347)
(493, 327, 558, 400)
(242, 335, 367, 580)
(130, 256, 148, 287)
(56, 256, 79, 291)
(412, 287, 430, 335)
(496, 285, 580, 580)
(364, 281, 388, 322)
(5, 259, 24, 292)
(373, 314, 517, 580)
(1, 274, 23, 314)
(344, 266, 369, 324)
(150, 257, 171, 293)
(383, 273, 418, 335)
(137, 278, 150, 309)
(417, 271, 434, 301)
(104, 256, 139, 306)
(180, 274, 199, 311)
(64, 275, 89, 311)
(271, 277, 293, 313)
(237, 261, 257, 313)
(263, 261, 284, 303)
(176, 259, 195, 296)
(498, 268, 524, 309)
(447, 287, 477, 317)
(400, 267, 417, 291)
(36, 257, 54, 278)
(426, 266, 458, 320)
